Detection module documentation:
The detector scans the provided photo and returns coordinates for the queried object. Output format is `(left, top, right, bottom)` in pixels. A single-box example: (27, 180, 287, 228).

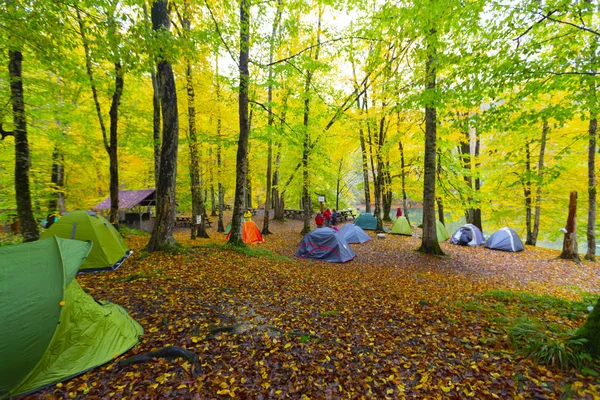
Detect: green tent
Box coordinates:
(41, 210, 132, 271)
(391, 216, 412, 235)
(354, 212, 377, 230)
(224, 222, 232, 235)
(436, 220, 449, 242)
(0, 237, 142, 399)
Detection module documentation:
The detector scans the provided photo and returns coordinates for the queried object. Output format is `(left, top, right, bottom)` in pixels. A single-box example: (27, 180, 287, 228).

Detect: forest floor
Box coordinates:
(30, 214, 600, 399)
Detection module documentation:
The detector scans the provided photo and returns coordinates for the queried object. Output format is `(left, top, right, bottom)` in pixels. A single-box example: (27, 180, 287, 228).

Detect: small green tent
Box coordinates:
(436, 220, 449, 242)
(0, 237, 142, 399)
(354, 212, 377, 230)
(391, 216, 412, 235)
(41, 210, 132, 271)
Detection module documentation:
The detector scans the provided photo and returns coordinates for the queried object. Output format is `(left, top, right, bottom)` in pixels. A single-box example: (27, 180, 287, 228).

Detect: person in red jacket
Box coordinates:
(323, 208, 332, 227)
(396, 207, 403, 218)
(315, 212, 324, 228)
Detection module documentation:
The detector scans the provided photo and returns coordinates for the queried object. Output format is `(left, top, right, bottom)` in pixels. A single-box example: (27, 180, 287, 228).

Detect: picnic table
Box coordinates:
(248, 208, 257, 216)
(175, 214, 212, 227)
(337, 209, 357, 221)
(222, 204, 231, 211)
(283, 209, 314, 219)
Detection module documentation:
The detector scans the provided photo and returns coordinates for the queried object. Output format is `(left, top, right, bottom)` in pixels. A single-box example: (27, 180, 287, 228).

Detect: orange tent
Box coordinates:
(226, 221, 264, 244)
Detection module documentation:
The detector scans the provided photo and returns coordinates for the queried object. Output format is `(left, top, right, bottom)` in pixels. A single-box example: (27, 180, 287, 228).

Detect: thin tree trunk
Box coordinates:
(48, 145, 65, 215)
(108, 62, 123, 226)
(459, 117, 474, 224)
(186, 60, 208, 239)
(228, 0, 251, 245)
(560, 191, 579, 260)
(587, 113, 597, 261)
(586, 29, 598, 260)
(209, 148, 217, 216)
(300, 8, 322, 235)
(524, 141, 534, 245)
(215, 55, 225, 233)
(261, 0, 283, 235)
(531, 120, 548, 245)
(147, 0, 179, 251)
(9, 49, 39, 242)
(399, 140, 409, 224)
(418, 29, 442, 255)
(472, 130, 482, 231)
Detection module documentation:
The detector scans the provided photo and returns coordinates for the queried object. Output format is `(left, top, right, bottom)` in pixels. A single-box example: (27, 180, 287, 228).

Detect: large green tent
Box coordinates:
(354, 212, 377, 230)
(391, 216, 412, 235)
(436, 220, 449, 242)
(0, 237, 142, 399)
(41, 210, 132, 271)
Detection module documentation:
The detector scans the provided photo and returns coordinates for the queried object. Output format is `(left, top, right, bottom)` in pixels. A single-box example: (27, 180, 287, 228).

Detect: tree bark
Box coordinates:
(472, 130, 482, 231)
(9, 49, 39, 242)
(531, 120, 548, 245)
(418, 29, 443, 255)
(228, 0, 251, 245)
(147, 0, 179, 251)
(560, 191, 579, 260)
(399, 139, 409, 224)
(215, 55, 225, 233)
(152, 69, 161, 189)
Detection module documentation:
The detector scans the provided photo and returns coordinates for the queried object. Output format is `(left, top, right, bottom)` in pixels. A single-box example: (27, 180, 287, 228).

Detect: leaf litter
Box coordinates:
(27, 218, 600, 399)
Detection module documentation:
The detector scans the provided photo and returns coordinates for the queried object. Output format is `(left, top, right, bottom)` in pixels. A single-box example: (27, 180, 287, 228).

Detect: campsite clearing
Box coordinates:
(26, 217, 600, 399)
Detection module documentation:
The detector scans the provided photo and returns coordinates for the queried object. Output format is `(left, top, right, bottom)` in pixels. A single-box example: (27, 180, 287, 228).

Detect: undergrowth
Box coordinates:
(457, 290, 598, 373)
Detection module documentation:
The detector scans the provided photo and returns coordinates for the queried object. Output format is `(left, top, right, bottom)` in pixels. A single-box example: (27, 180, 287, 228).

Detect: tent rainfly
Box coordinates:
(226, 221, 264, 244)
(391, 216, 412, 236)
(41, 210, 132, 271)
(484, 227, 524, 252)
(296, 228, 355, 262)
(339, 224, 371, 244)
(0, 237, 142, 399)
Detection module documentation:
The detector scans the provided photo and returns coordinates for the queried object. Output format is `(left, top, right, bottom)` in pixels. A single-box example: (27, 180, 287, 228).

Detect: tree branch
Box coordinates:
(513, 10, 556, 48)
(0, 123, 14, 140)
(536, 10, 600, 37)
(204, 0, 238, 68)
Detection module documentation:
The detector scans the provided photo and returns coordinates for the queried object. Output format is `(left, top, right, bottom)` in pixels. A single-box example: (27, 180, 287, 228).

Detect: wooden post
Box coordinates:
(560, 191, 579, 260)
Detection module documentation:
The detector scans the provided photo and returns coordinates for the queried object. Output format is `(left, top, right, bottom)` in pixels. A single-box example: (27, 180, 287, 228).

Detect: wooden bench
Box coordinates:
(248, 208, 257, 216)
(337, 209, 357, 221)
(222, 204, 231, 211)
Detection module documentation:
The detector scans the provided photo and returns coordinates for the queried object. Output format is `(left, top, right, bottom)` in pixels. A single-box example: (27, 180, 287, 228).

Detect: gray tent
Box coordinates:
(339, 224, 371, 244)
(450, 224, 484, 246)
(296, 228, 355, 262)
(484, 227, 524, 252)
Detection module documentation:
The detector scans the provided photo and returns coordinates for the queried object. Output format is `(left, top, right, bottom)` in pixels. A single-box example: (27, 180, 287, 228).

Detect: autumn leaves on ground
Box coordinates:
(32, 216, 600, 399)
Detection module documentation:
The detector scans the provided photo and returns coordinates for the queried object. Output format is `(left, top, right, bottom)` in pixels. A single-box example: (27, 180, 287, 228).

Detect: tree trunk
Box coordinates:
(9, 49, 39, 242)
(531, 120, 548, 245)
(459, 118, 474, 224)
(210, 150, 217, 217)
(108, 62, 123, 226)
(587, 115, 597, 261)
(436, 149, 445, 225)
(228, 0, 251, 245)
(573, 296, 600, 355)
(186, 60, 208, 239)
(418, 30, 442, 255)
(524, 141, 534, 245)
(147, 0, 179, 251)
(560, 191, 579, 260)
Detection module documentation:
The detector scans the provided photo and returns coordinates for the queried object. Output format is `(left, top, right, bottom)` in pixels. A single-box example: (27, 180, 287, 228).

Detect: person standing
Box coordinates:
(331, 209, 338, 227)
(315, 212, 324, 228)
(396, 207, 403, 218)
(324, 208, 332, 227)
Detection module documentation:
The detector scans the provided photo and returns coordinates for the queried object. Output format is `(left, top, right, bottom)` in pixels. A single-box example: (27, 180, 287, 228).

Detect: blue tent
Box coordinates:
(354, 213, 377, 230)
(484, 227, 524, 252)
(296, 228, 355, 262)
(339, 224, 371, 244)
